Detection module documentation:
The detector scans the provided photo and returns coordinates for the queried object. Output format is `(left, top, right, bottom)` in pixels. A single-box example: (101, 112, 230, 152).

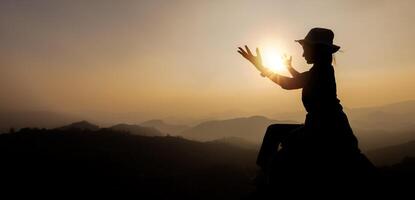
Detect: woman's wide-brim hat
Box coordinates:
(295, 27, 341, 53)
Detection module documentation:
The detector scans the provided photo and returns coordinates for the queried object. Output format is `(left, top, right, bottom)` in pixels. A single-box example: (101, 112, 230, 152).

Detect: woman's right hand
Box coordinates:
(282, 54, 293, 68)
(238, 45, 272, 77)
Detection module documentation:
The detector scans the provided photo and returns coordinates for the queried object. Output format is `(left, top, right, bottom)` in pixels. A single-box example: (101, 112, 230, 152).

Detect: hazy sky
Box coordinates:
(1, 0, 415, 123)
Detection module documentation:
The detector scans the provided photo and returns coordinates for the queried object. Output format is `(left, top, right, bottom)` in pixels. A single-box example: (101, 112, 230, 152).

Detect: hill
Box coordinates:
(140, 119, 189, 135)
(110, 123, 164, 136)
(0, 127, 258, 198)
(366, 140, 415, 166)
(181, 116, 297, 143)
(57, 120, 100, 131)
(0, 111, 78, 132)
(347, 100, 415, 133)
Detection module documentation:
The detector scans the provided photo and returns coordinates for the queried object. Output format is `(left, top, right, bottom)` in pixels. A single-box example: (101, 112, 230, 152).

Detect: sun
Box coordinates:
(261, 47, 286, 73)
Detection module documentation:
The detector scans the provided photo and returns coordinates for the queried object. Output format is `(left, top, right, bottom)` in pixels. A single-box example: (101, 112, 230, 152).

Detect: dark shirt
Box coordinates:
(277, 63, 343, 115)
(272, 63, 359, 151)
(301, 64, 343, 115)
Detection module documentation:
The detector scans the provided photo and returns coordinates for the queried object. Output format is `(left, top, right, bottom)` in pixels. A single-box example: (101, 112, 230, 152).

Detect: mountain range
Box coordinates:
(57, 120, 100, 131)
(55, 120, 165, 137)
(1, 126, 413, 197)
(0, 111, 78, 132)
(180, 115, 296, 143)
(140, 119, 189, 135)
(40, 119, 415, 167)
(366, 140, 415, 166)
(109, 123, 164, 136)
(0, 127, 258, 198)
(347, 100, 415, 132)
(1, 100, 415, 151)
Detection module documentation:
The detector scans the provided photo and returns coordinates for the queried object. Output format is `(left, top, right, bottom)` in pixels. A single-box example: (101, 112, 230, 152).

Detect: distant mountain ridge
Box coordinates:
(181, 115, 298, 143)
(350, 100, 415, 114)
(347, 100, 415, 132)
(57, 121, 165, 137)
(2, 99, 415, 151)
(57, 120, 100, 131)
(356, 129, 415, 151)
(140, 119, 189, 135)
(110, 123, 164, 136)
(366, 140, 415, 166)
(0, 111, 79, 132)
(2, 100, 415, 134)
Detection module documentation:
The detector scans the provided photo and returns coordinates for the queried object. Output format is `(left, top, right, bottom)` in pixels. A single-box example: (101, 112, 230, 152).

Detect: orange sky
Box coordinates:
(1, 0, 415, 123)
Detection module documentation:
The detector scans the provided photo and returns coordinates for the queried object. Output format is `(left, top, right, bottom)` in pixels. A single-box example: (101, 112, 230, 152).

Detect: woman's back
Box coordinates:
(302, 63, 343, 116)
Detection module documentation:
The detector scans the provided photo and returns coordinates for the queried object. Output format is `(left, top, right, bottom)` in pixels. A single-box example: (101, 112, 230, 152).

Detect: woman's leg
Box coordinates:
(256, 124, 303, 169)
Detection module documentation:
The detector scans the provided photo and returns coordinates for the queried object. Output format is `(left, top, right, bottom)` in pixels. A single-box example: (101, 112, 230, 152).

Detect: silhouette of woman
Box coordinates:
(238, 28, 374, 186)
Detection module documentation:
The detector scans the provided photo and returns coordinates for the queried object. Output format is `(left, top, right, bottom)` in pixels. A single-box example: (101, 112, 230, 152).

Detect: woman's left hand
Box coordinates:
(282, 54, 293, 68)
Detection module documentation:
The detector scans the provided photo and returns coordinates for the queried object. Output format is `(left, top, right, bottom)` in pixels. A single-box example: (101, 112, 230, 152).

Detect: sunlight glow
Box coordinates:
(261, 47, 285, 73)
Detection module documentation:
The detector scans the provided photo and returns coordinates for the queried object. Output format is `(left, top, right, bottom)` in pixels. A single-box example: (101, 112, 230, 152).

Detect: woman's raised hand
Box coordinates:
(238, 45, 271, 77)
(282, 54, 293, 68)
(282, 54, 301, 77)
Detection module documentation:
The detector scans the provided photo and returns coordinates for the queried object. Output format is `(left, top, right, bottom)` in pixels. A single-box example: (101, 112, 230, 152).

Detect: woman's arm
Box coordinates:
(238, 46, 307, 90)
(266, 72, 306, 90)
(287, 66, 301, 78)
